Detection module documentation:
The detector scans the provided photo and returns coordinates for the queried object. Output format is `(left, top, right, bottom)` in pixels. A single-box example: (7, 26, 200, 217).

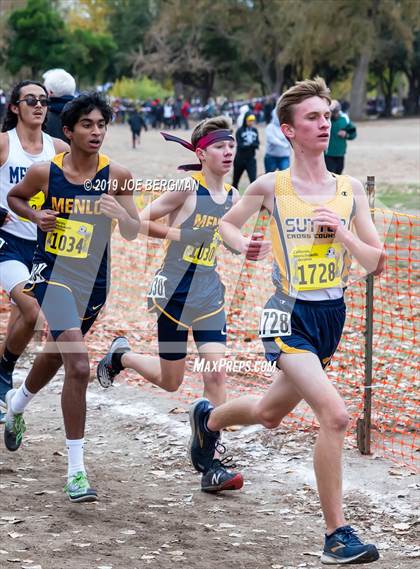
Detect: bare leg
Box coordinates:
(207, 353, 348, 533)
(0, 304, 19, 357)
(23, 329, 89, 440)
(121, 351, 186, 393)
(24, 332, 63, 393)
(198, 342, 227, 406)
(279, 353, 348, 534)
(55, 329, 90, 439)
(207, 367, 302, 430)
(5, 283, 41, 356)
(122, 341, 228, 404)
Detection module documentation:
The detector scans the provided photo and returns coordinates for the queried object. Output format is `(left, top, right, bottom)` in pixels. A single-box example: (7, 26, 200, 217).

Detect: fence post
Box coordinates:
(357, 176, 375, 455)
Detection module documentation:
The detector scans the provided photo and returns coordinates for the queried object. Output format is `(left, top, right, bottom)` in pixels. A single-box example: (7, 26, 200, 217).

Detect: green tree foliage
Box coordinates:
(107, 0, 160, 77)
(132, 0, 239, 101)
(4, 0, 420, 113)
(5, 0, 116, 86)
(109, 76, 171, 100)
(370, 0, 420, 116)
(6, 0, 68, 76)
(65, 28, 117, 85)
(403, 30, 420, 114)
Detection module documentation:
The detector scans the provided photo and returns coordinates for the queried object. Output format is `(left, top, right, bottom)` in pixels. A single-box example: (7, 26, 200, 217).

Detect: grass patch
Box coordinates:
(376, 183, 419, 212)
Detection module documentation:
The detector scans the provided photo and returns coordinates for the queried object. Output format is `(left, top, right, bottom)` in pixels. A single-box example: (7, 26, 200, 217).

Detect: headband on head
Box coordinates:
(161, 129, 234, 171)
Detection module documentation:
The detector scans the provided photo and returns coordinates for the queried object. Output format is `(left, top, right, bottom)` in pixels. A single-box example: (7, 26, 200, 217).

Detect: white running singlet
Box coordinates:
(0, 128, 55, 240)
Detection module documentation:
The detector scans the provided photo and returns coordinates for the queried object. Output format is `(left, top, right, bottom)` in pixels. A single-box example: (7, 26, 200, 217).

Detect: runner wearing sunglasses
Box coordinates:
(0, 80, 68, 420)
(6, 92, 139, 502)
(16, 95, 50, 107)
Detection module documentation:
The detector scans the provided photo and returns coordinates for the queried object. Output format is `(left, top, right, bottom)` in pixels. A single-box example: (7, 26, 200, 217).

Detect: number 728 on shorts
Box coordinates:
(259, 308, 292, 338)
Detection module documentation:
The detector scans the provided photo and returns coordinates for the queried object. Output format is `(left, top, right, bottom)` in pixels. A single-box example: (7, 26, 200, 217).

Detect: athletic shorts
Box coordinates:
(259, 291, 346, 368)
(155, 300, 226, 360)
(0, 229, 35, 294)
(24, 279, 107, 340)
(148, 270, 227, 360)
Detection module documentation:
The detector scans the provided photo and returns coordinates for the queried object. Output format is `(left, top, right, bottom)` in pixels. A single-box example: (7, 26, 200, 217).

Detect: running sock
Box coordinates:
(111, 352, 125, 373)
(10, 383, 36, 415)
(0, 348, 19, 373)
(66, 438, 86, 480)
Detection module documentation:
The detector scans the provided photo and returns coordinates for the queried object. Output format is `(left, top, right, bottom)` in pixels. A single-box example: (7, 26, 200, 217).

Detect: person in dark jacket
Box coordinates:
(325, 100, 357, 174)
(232, 112, 259, 188)
(128, 108, 147, 149)
(43, 69, 76, 143)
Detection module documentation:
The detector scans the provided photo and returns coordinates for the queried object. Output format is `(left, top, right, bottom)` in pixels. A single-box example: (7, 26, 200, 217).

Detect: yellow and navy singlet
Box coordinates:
(270, 169, 355, 300)
(148, 172, 233, 309)
(32, 152, 112, 289)
(160, 172, 233, 275)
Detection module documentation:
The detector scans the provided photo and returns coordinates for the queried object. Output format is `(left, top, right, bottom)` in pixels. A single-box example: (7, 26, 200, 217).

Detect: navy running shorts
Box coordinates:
(259, 291, 346, 368)
(148, 268, 227, 360)
(0, 229, 36, 294)
(24, 279, 107, 340)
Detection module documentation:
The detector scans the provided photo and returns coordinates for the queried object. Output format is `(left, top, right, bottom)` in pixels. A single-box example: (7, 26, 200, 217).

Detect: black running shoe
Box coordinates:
(96, 336, 131, 388)
(321, 525, 379, 564)
(201, 458, 244, 493)
(189, 398, 220, 473)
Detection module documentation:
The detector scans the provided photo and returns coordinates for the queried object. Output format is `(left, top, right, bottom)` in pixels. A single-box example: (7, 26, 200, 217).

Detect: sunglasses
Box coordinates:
(16, 95, 49, 107)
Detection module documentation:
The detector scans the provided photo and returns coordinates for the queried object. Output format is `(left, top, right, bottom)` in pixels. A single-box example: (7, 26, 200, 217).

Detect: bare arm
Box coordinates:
(220, 175, 274, 259)
(313, 178, 385, 275)
(139, 183, 194, 241)
(52, 138, 70, 154)
(98, 164, 140, 241)
(7, 162, 59, 231)
(0, 132, 9, 167)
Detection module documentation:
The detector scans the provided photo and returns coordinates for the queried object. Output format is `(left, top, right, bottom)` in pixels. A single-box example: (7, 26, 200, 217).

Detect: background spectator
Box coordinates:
(42, 68, 76, 142)
(233, 112, 259, 188)
(128, 107, 147, 149)
(325, 100, 357, 174)
(0, 89, 6, 124)
(264, 109, 290, 172)
(181, 98, 190, 129)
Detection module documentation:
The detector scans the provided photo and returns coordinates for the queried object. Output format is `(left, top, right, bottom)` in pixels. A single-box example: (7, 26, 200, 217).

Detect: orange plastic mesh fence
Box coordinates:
(94, 205, 419, 470)
(0, 207, 418, 470)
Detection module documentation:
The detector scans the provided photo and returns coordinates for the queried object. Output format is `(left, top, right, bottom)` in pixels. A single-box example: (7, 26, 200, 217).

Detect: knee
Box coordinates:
(203, 371, 225, 390)
(321, 408, 350, 433)
(21, 304, 40, 329)
(161, 373, 183, 393)
(255, 403, 281, 430)
(66, 359, 90, 384)
(163, 380, 182, 393)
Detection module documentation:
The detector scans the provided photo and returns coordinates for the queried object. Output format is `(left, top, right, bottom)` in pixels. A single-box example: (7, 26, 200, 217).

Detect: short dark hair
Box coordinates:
(276, 76, 331, 126)
(61, 92, 113, 131)
(191, 115, 232, 147)
(1, 80, 48, 132)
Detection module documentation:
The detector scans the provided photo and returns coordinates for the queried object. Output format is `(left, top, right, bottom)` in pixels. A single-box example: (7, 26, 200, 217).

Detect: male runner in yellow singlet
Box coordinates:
(189, 77, 384, 564)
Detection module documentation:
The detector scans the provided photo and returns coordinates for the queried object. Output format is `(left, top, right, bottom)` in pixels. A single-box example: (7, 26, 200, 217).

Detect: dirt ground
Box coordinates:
(1, 365, 419, 569)
(1, 119, 419, 569)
